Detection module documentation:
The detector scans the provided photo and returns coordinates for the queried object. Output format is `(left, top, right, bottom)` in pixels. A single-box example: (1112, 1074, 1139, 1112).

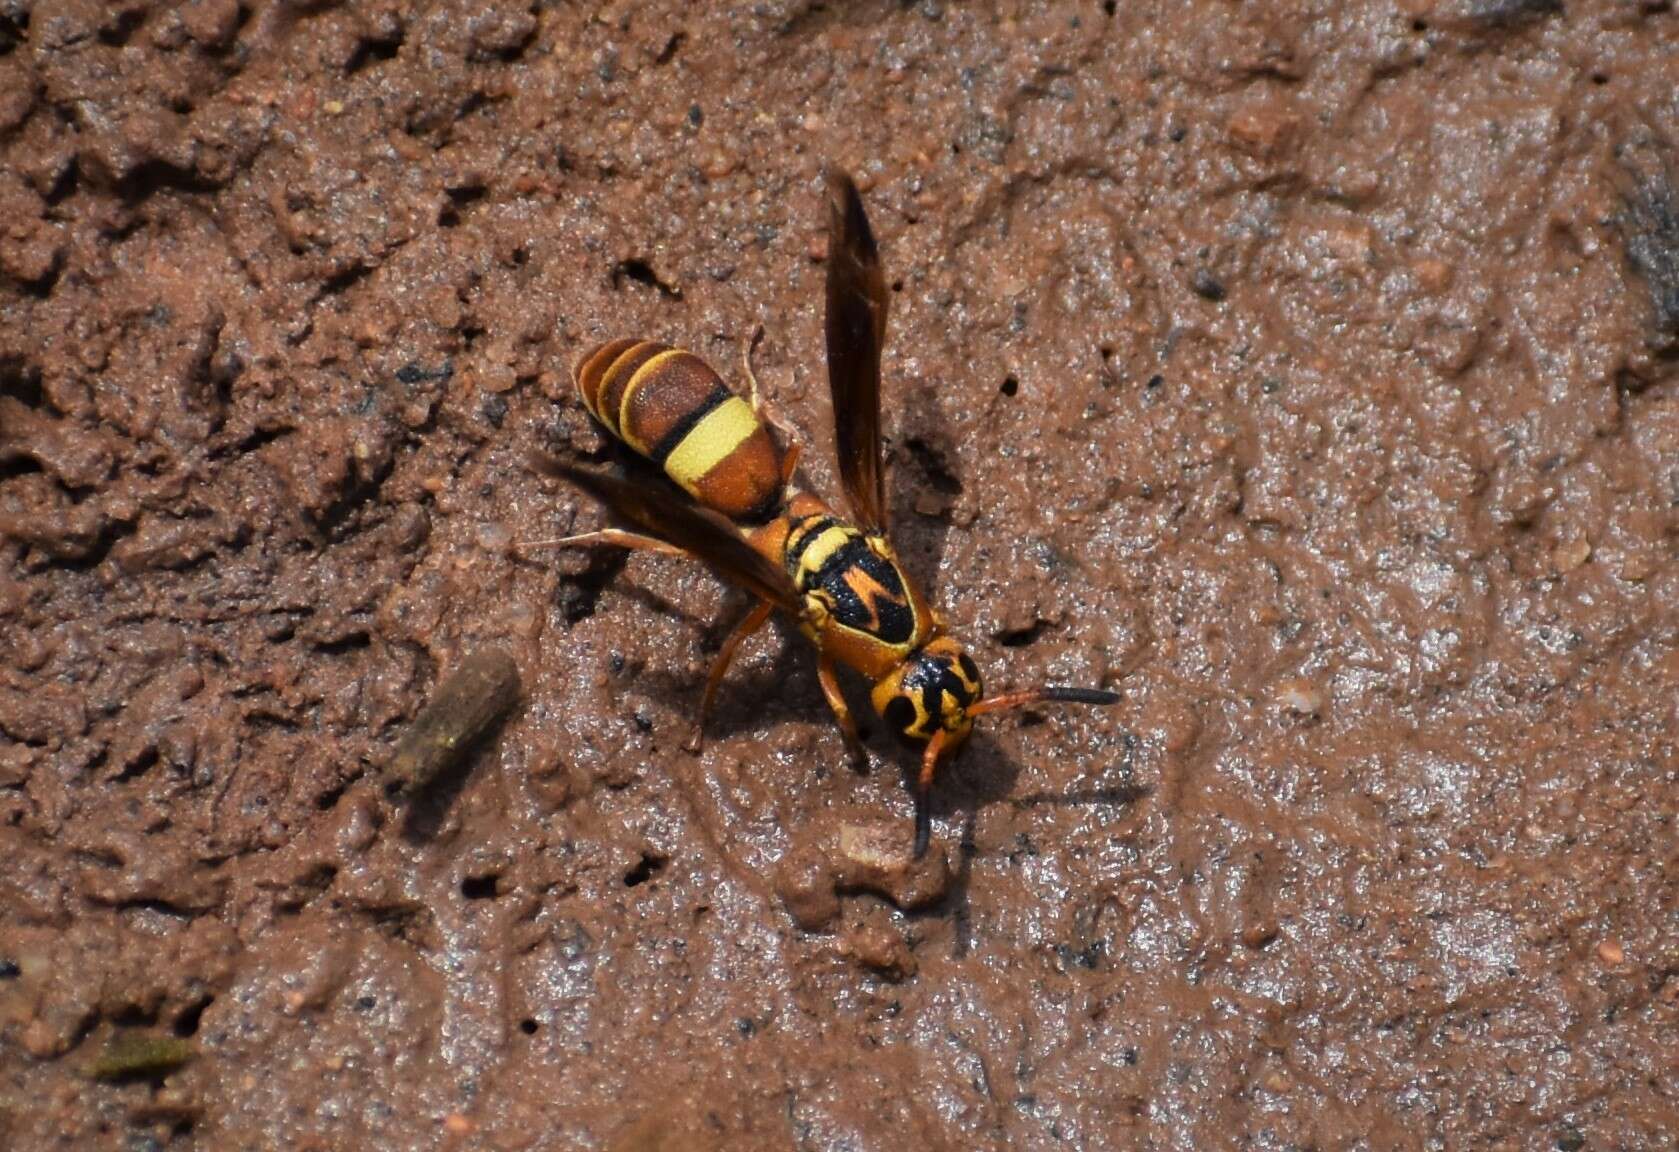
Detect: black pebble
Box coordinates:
(1191, 269, 1226, 301)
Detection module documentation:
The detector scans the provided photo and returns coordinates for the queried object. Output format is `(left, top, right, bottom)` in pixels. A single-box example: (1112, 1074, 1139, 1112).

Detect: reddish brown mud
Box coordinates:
(1, 2, 1676, 1149)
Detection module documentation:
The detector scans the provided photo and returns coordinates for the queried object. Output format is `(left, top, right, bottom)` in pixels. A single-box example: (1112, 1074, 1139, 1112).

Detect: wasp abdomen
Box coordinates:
(575, 339, 785, 522)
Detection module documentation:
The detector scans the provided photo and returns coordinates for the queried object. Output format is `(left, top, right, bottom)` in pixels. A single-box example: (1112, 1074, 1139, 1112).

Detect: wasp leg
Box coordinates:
(517, 529, 689, 557)
(689, 599, 775, 753)
(743, 324, 770, 413)
(742, 326, 805, 488)
(743, 324, 800, 439)
(816, 657, 868, 771)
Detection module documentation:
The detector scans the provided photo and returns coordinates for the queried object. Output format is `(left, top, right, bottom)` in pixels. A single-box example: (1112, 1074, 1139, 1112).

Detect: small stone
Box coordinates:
(1226, 95, 1297, 158)
(837, 823, 909, 872)
(1414, 258, 1454, 294)
(698, 149, 735, 180)
(776, 851, 842, 931)
(0, 222, 64, 286)
(181, 0, 241, 48)
(443, 1112, 475, 1136)
(775, 816, 952, 931)
(844, 922, 917, 980)
(481, 364, 517, 394)
(1274, 679, 1323, 717)
(22, 1018, 62, 1059)
(1597, 939, 1624, 966)
(402, 398, 437, 428)
(1553, 537, 1591, 574)
(1190, 268, 1226, 301)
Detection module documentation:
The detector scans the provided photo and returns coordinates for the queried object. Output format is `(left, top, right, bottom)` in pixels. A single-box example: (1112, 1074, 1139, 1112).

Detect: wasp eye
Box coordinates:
(883, 694, 917, 736)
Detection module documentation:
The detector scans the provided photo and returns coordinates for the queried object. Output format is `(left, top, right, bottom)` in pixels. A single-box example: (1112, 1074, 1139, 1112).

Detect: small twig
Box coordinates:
(385, 647, 521, 797)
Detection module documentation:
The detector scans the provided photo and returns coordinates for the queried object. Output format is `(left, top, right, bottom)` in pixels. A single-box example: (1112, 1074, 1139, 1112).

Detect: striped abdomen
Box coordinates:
(575, 339, 786, 522)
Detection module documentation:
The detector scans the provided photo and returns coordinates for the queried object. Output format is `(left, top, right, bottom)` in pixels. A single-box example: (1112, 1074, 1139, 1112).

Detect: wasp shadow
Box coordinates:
(917, 727, 1150, 959)
(887, 383, 965, 595)
(701, 642, 825, 743)
(611, 578, 729, 633)
(627, 614, 822, 746)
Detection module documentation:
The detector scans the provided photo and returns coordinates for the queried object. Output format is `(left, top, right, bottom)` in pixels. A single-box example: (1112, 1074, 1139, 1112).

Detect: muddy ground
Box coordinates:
(2, 1, 1677, 1149)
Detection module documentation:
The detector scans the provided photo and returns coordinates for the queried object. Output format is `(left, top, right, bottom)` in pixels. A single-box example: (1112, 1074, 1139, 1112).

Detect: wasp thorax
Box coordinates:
(870, 636, 984, 745)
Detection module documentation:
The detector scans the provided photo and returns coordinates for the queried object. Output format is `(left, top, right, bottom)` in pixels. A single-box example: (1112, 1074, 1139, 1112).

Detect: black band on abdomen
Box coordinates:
(647, 383, 733, 466)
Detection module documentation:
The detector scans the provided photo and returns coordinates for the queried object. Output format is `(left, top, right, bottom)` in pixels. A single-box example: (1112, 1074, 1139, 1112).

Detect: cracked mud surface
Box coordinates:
(2, 2, 1676, 1149)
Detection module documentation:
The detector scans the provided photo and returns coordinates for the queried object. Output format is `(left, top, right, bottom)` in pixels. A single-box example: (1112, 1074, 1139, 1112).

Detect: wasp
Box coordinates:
(534, 170, 1118, 856)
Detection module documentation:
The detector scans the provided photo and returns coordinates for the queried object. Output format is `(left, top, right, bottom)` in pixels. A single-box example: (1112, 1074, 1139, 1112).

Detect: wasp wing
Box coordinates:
(824, 168, 890, 533)
(531, 453, 800, 614)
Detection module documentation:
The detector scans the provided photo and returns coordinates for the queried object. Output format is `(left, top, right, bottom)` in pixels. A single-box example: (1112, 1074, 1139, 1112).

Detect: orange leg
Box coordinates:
(688, 599, 775, 752)
(743, 325, 802, 484)
(816, 657, 868, 770)
(742, 325, 770, 413)
(517, 528, 688, 558)
(914, 728, 949, 858)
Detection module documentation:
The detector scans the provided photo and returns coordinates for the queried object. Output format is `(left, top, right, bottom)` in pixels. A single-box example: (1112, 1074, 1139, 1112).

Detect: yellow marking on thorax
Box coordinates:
(792, 523, 855, 581)
(664, 396, 762, 493)
(617, 349, 684, 453)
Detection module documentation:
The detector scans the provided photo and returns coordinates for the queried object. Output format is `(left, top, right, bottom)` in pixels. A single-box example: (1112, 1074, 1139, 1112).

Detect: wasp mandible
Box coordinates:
(535, 170, 1118, 856)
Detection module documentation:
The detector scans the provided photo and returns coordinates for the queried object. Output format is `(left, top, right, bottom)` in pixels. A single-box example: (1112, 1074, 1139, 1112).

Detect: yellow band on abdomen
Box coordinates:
(664, 396, 762, 494)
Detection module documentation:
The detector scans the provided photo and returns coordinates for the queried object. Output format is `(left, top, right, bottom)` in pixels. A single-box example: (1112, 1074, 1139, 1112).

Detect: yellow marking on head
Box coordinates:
(617, 349, 684, 454)
(664, 395, 762, 495)
(907, 693, 935, 738)
(793, 523, 854, 581)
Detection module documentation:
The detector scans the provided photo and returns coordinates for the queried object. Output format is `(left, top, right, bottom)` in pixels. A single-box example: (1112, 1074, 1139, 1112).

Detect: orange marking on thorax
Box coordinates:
(840, 564, 910, 634)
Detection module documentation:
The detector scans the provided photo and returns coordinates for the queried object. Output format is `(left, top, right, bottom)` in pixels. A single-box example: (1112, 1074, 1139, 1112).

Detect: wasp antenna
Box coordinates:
(913, 793, 932, 860)
(968, 686, 1121, 718)
(1039, 686, 1122, 706)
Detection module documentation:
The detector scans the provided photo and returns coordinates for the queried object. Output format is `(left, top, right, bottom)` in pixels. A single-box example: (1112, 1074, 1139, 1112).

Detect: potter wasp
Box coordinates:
(534, 170, 1118, 856)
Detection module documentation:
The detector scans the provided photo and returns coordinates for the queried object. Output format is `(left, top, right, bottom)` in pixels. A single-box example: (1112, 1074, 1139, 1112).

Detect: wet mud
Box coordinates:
(2, 1, 1676, 1149)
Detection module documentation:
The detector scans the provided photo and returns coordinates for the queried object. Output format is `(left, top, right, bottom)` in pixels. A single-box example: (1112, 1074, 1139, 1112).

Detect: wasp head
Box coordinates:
(870, 635, 984, 749)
